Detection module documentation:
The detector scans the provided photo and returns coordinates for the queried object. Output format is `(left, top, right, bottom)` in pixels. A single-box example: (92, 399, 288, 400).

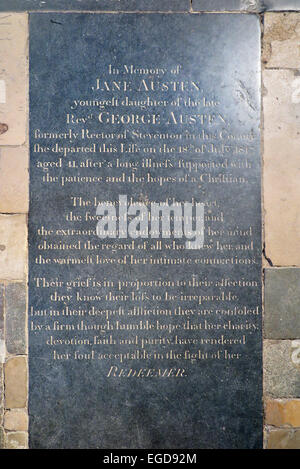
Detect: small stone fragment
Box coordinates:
(4, 409, 28, 431)
(5, 431, 28, 449)
(4, 357, 27, 409)
(267, 429, 300, 449)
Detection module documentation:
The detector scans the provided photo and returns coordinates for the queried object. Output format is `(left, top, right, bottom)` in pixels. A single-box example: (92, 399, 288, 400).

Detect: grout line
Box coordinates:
(265, 67, 300, 71)
(263, 266, 300, 269)
(264, 338, 300, 341)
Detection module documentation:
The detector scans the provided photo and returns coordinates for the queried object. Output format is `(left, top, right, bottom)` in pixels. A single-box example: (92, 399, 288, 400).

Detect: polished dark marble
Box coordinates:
(0, 0, 189, 12)
(29, 13, 262, 449)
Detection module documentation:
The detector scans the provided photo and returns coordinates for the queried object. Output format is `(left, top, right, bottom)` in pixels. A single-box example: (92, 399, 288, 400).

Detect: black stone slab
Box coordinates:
(2, 0, 300, 12)
(29, 12, 262, 449)
(192, 0, 300, 11)
(0, 0, 189, 12)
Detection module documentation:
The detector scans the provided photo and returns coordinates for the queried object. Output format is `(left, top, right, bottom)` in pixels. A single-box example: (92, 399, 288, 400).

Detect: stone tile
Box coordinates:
(264, 0, 300, 11)
(267, 429, 300, 449)
(264, 340, 300, 398)
(265, 399, 300, 427)
(0, 13, 28, 146)
(263, 69, 300, 266)
(0, 147, 29, 213)
(5, 431, 28, 449)
(0, 0, 189, 12)
(264, 268, 300, 339)
(0, 284, 3, 340)
(5, 283, 26, 355)
(4, 357, 27, 409)
(0, 364, 3, 425)
(0, 215, 27, 281)
(0, 427, 4, 449)
(0, 339, 5, 364)
(3, 0, 300, 11)
(263, 13, 300, 69)
(1, 0, 300, 12)
(4, 409, 28, 431)
(192, 0, 264, 11)
(193, 0, 300, 10)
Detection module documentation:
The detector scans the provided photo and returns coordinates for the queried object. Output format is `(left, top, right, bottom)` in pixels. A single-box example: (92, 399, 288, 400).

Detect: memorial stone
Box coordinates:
(29, 13, 262, 449)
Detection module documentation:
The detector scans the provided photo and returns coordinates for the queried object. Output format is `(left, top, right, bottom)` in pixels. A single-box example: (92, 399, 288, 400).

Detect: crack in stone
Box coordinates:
(50, 19, 62, 25)
(263, 243, 273, 266)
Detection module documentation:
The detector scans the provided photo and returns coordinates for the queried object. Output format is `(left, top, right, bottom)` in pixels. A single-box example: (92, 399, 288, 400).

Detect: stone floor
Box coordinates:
(0, 5, 300, 449)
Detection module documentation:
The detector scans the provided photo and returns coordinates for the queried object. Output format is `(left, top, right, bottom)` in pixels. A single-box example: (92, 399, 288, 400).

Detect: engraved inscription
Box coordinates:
(29, 13, 262, 449)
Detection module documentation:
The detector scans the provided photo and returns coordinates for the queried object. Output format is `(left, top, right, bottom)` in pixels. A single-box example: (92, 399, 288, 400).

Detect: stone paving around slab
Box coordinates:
(0, 6, 299, 449)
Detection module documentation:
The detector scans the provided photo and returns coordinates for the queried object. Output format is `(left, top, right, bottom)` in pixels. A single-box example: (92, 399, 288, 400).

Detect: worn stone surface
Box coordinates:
(4, 357, 27, 409)
(0, 288, 4, 364)
(265, 399, 300, 427)
(4, 409, 28, 431)
(5, 431, 28, 449)
(264, 340, 300, 398)
(263, 70, 300, 266)
(264, 0, 300, 10)
(263, 13, 300, 69)
(5, 283, 26, 355)
(266, 429, 300, 449)
(1, 0, 300, 12)
(264, 268, 300, 339)
(0, 13, 27, 146)
(0, 284, 3, 341)
(0, 427, 4, 449)
(0, 365, 3, 426)
(0, 146, 29, 213)
(192, 0, 264, 11)
(0, 215, 27, 281)
(192, 0, 300, 11)
(0, 339, 5, 364)
(0, 0, 189, 12)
